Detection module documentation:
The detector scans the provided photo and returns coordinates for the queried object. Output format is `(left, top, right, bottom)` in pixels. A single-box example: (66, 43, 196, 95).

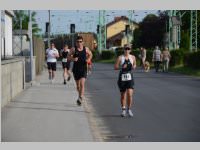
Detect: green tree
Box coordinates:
(133, 11, 168, 49)
(13, 10, 41, 35)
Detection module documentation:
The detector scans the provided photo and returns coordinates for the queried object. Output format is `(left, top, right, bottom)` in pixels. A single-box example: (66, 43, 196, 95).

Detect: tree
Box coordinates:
(134, 11, 168, 49)
(13, 10, 41, 36)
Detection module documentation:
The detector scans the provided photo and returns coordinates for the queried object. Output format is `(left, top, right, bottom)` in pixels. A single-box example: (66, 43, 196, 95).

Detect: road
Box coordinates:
(85, 63, 200, 142)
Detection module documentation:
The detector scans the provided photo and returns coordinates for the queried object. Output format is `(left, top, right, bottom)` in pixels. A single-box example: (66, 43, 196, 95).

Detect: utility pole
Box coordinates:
(48, 10, 51, 48)
(103, 10, 106, 49)
(29, 10, 33, 81)
(98, 10, 102, 53)
(190, 10, 198, 52)
(20, 17, 23, 56)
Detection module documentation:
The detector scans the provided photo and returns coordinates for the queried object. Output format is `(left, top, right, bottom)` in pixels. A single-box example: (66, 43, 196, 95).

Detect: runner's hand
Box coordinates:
(74, 57, 78, 62)
(123, 64, 127, 68)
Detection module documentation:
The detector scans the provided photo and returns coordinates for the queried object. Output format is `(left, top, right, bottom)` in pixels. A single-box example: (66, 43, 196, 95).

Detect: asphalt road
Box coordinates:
(85, 63, 200, 142)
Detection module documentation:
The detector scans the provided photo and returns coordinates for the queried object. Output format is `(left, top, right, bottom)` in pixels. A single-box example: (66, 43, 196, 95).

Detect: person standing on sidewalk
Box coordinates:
(140, 47, 146, 70)
(114, 44, 136, 117)
(60, 44, 71, 84)
(152, 46, 162, 72)
(46, 42, 59, 83)
(69, 36, 93, 106)
(162, 47, 171, 73)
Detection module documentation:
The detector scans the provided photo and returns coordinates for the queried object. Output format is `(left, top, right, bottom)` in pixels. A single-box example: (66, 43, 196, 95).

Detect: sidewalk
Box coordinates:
(1, 64, 95, 142)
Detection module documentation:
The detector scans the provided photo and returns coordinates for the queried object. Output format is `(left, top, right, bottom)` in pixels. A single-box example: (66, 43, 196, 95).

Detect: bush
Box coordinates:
(115, 47, 124, 56)
(130, 50, 140, 59)
(92, 50, 100, 61)
(184, 51, 200, 69)
(146, 50, 153, 62)
(101, 50, 115, 60)
(170, 50, 184, 66)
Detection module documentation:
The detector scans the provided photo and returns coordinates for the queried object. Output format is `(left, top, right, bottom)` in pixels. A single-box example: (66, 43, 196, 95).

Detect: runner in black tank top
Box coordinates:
(118, 58, 134, 92)
(114, 44, 136, 117)
(69, 36, 93, 106)
(60, 44, 71, 84)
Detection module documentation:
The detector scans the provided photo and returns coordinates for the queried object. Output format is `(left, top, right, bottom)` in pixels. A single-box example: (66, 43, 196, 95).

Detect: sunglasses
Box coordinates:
(125, 47, 131, 50)
(76, 40, 83, 43)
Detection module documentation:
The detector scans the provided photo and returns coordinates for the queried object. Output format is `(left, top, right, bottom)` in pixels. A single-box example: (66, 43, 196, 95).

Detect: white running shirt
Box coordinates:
(46, 48, 59, 62)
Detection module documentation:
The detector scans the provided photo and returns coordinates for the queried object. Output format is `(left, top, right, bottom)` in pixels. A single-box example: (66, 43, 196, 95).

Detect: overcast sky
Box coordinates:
(35, 10, 159, 35)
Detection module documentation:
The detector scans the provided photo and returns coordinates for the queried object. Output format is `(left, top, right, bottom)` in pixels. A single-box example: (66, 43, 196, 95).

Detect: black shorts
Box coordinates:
(117, 73, 134, 92)
(47, 62, 56, 71)
(73, 68, 87, 81)
(62, 62, 70, 70)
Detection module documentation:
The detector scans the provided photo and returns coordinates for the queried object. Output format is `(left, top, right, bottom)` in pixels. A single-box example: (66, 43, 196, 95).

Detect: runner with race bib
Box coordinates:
(114, 44, 136, 117)
(60, 44, 71, 85)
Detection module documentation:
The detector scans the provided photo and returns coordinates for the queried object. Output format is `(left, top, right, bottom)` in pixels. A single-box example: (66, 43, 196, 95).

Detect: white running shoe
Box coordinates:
(128, 109, 134, 117)
(121, 109, 126, 117)
(51, 79, 55, 84)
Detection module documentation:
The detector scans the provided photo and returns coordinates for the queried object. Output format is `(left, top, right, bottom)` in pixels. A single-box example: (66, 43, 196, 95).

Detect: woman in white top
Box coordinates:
(46, 42, 59, 83)
(114, 44, 136, 117)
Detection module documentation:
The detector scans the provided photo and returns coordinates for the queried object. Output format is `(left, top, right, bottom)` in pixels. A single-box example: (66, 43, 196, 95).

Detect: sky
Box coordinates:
(35, 10, 159, 35)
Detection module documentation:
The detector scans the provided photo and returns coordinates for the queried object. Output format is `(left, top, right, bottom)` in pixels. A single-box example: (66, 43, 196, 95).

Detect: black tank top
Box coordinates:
(62, 50, 68, 59)
(121, 59, 132, 73)
(118, 58, 133, 83)
(73, 46, 87, 72)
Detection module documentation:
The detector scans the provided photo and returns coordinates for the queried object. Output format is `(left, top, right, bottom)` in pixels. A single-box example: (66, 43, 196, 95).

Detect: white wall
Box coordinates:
(0, 11, 2, 107)
(4, 14, 13, 56)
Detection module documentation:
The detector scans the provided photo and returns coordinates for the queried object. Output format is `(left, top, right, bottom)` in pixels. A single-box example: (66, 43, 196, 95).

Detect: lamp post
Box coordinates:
(29, 10, 33, 81)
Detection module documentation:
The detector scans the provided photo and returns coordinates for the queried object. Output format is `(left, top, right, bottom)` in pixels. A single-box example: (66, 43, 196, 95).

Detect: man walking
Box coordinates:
(152, 46, 161, 72)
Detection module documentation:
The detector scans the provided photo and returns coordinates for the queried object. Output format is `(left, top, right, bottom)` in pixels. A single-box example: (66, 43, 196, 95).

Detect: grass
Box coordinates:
(95, 58, 116, 64)
(169, 65, 200, 77)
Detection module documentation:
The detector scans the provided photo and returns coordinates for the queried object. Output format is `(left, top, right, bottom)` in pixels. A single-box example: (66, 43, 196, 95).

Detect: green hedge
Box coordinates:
(184, 51, 200, 69)
(170, 50, 185, 67)
(101, 50, 115, 60)
(146, 50, 153, 62)
(92, 50, 100, 61)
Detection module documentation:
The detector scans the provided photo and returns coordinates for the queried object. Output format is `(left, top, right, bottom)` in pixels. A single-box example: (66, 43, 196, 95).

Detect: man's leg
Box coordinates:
(80, 78, 86, 99)
(48, 69, 52, 80)
(75, 80, 81, 94)
(52, 71, 55, 80)
(166, 59, 169, 72)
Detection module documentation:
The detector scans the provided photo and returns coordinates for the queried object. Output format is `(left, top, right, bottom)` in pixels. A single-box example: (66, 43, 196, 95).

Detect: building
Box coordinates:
(106, 16, 139, 48)
(1, 10, 14, 58)
(77, 32, 97, 51)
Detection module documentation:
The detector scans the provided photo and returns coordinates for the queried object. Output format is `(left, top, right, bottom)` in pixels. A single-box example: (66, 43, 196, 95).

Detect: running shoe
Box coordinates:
(67, 76, 71, 81)
(76, 97, 82, 106)
(64, 80, 66, 85)
(128, 109, 134, 117)
(51, 79, 55, 84)
(121, 109, 126, 117)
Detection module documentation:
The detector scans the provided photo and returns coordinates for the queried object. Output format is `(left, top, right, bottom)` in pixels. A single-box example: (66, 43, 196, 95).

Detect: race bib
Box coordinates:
(121, 73, 132, 81)
(62, 58, 67, 62)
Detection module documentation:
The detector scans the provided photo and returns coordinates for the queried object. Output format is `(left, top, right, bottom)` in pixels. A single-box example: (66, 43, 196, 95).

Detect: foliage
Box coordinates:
(13, 10, 41, 35)
(101, 50, 115, 60)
